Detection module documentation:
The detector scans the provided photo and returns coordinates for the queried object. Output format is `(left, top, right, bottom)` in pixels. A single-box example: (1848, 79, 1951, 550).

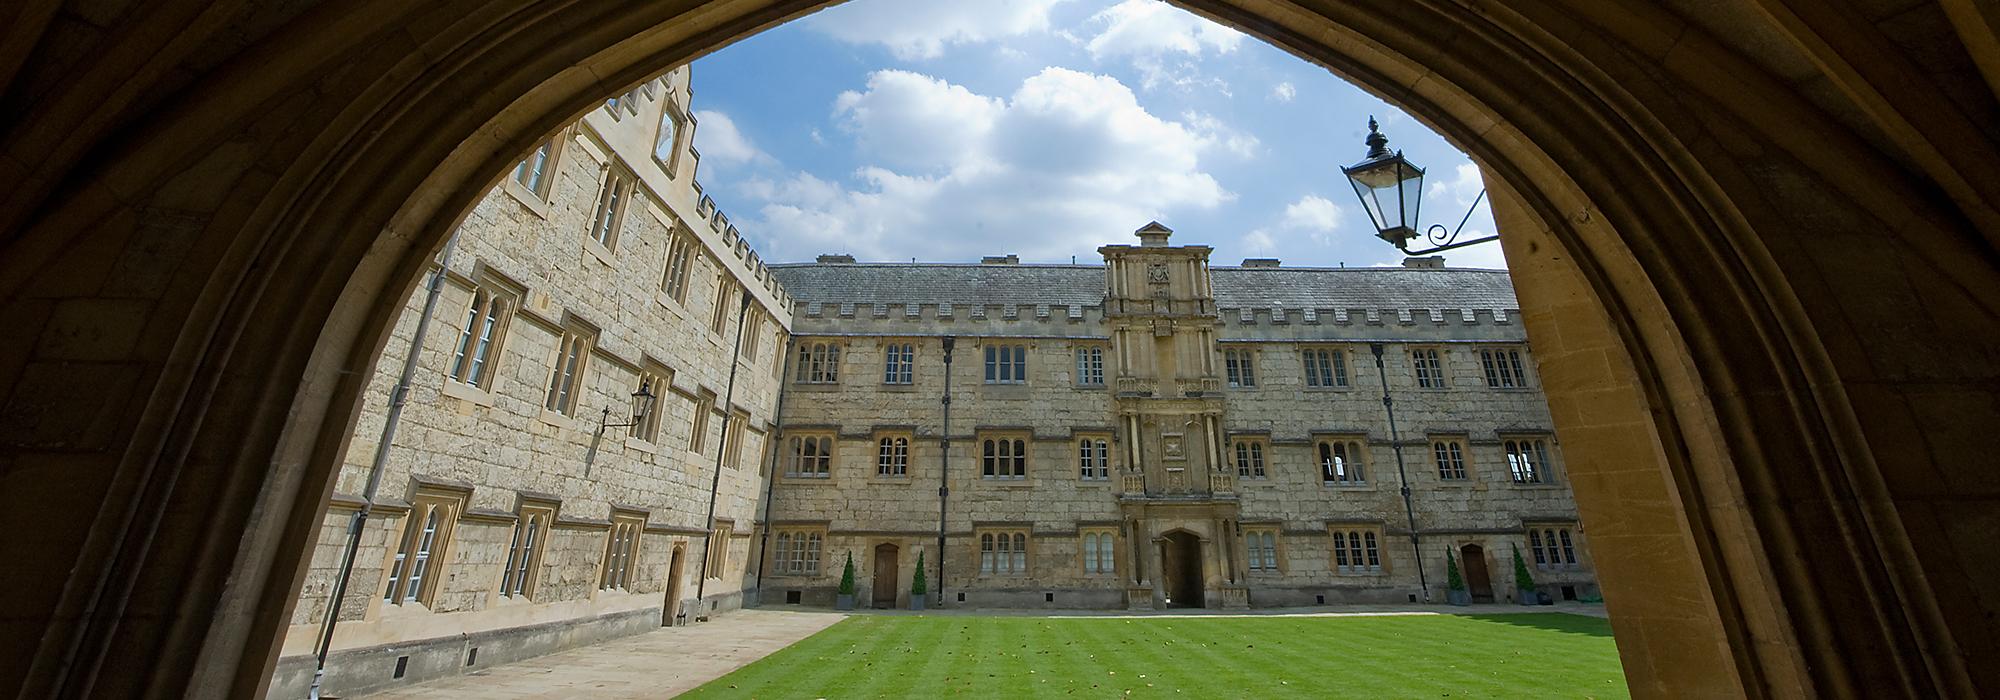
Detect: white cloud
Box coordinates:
(1083, 0, 1243, 60)
(807, 0, 1071, 60)
(691, 110, 769, 166)
(736, 67, 1236, 262)
(1182, 111, 1258, 158)
(1272, 81, 1295, 102)
(1421, 162, 1508, 269)
(1281, 195, 1341, 232)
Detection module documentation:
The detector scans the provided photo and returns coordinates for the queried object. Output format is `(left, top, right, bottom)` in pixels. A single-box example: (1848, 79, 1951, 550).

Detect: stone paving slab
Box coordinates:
(354, 609, 846, 700)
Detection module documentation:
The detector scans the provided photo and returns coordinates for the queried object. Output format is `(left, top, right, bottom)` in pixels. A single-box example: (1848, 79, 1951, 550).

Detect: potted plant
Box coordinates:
(1445, 549, 1471, 606)
(910, 552, 928, 611)
(1511, 544, 1538, 606)
(836, 552, 856, 610)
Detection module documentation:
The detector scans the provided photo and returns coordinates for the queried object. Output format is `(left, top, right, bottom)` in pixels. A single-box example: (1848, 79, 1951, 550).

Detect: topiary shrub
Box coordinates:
(1511, 544, 1536, 597)
(911, 552, 927, 595)
(1446, 549, 1466, 592)
(838, 552, 856, 596)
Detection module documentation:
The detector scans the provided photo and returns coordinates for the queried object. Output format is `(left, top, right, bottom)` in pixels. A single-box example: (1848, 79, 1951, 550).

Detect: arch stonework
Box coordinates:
(0, 1, 1995, 697)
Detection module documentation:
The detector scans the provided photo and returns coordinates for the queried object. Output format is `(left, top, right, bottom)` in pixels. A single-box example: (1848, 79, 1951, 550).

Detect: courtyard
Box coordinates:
(363, 607, 1627, 698)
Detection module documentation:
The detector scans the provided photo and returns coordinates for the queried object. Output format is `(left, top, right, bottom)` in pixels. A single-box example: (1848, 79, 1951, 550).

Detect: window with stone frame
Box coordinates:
(653, 102, 686, 177)
(1244, 527, 1280, 573)
(689, 390, 714, 455)
(1330, 527, 1384, 575)
(629, 364, 672, 442)
(980, 433, 1028, 480)
(509, 134, 562, 202)
(383, 487, 468, 606)
(740, 306, 762, 360)
(1504, 437, 1554, 484)
(448, 280, 518, 390)
(978, 530, 1031, 576)
(1411, 347, 1447, 389)
(588, 167, 634, 251)
(1073, 345, 1105, 387)
(882, 342, 915, 384)
(660, 231, 696, 303)
(1317, 437, 1368, 485)
(1223, 348, 1257, 388)
(1302, 346, 1349, 388)
(1076, 434, 1111, 481)
(1432, 437, 1470, 481)
(985, 344, 1028, 384)
(786, 433, 834, 478)
(709, 275, 736, 335)
(721, 410, 748, 469)
(498, 501, 555, 600)
(1529, 525, 1581, 570)
(1480, 347, 1531, 388)
(1231, 437, 1268, 478)
(705, 522, 731, 578)
(542, 323, 595, 417)
(794, 341, 842, 384)
(772, 529, 824, 576)
(876, 432, 911, 477)
(1080, 528, 1117, 575)
(599, 511, 645, 590)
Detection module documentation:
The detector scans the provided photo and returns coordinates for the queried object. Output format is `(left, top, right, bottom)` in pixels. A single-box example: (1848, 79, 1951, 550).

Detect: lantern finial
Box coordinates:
(1364, 116, 1390, 159)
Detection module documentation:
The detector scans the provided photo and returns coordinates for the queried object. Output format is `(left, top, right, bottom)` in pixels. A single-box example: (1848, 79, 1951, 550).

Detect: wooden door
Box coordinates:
(1462, 544, 1494, 602)
(872, 543, 899, 608)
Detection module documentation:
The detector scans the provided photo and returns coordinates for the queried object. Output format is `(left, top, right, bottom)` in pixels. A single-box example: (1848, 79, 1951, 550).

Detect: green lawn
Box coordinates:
(684, 612, 1628, 699)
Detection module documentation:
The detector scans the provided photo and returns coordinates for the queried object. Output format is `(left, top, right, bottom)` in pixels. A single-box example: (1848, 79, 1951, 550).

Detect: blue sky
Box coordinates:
(689, 0, 1503, 269)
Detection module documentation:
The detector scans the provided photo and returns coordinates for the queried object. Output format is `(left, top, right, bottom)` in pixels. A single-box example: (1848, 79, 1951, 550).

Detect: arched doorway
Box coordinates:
(2, 2, 1994, 697)
(1160, 532, 1204, 609)
(872, 544, 899, 609)
(1460, 544, 1493, 604)
(664, 547, 686, 627)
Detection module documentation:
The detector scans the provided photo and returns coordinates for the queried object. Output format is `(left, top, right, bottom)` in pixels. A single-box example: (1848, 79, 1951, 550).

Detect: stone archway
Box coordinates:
(1, 1, 1995, 697)
(1159, 531, 1206, 609)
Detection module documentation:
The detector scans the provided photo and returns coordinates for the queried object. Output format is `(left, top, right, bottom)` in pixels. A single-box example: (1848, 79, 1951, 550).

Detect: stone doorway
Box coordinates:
(1461, 544, 1493, 604)
(1160, 531, 1204, 608)
(664, 547, 686, 626)
(872, 544, 899, 609)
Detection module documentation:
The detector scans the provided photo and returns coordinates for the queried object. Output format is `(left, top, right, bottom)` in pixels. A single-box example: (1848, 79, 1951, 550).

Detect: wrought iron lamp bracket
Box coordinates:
(1401, 187, 1495, 256)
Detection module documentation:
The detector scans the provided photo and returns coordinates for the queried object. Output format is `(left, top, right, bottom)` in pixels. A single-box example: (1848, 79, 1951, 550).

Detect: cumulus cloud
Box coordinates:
(1423, 162, 1507, 268)
(1240, 194, 1346, 258)
(1272, 81, 1296, 102)
(735, 67, 1237, 262)
(1082, 0, 1243, 59)
(1281, 195, 1341, 232)
(1080, 0, 1244, 92)
(692, 110, 769, 166)
(807, 0, 1072, 60)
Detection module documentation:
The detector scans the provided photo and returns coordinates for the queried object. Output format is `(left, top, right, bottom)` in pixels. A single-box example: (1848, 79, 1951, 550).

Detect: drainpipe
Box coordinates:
(752, 334, 796, 601)
(693, 287, 754, 619)
(935, 336, 956, 604)
(1370, 343, 1430, 603)
(308, 231, 460, 700)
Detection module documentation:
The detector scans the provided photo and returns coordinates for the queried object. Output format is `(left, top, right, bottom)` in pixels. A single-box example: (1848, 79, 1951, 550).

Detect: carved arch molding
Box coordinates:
(0, 0, 1996, 697)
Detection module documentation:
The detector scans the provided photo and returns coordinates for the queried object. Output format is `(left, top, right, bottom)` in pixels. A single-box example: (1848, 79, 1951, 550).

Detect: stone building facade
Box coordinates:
(761, 224, 1597, 611)
(267, 68, 795, 698)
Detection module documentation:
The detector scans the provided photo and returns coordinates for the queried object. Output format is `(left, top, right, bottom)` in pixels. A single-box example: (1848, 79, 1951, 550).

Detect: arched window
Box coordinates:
(1331, 528, 1382, 575)
(877, 436, 909, 476)
(982, 437, 1026, 479)
(1320, 439, 1366, 484)
(980, 534, 996, 574)
(1234, 440, 1266, 478)
(1078, 438, 1109, 480)
(1504, 439, 1550, 483)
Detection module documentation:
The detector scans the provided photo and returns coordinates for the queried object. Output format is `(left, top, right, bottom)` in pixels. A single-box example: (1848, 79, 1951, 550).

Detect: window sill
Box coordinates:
(538, 408, 579, 431)
(1076, 478, 1113, 485)
(790, 383, 843, 393)
(977, 478, 1033, 487)
(879, 383, 919, 392)
(1302, 386, 1355, 392)
(501, 180, 554, 218)
(781, 475, 835, 484)
(1509, 482, 1564, 489)
(1073, 383, 1106, 390)
(441, 380, 496, 407)
(654, 289, 687, 313)
(584, 238, 616, 266)
(870, 475, 914, 483)
(624, 436, 660, 455)
(1321, 482, 1373, 490)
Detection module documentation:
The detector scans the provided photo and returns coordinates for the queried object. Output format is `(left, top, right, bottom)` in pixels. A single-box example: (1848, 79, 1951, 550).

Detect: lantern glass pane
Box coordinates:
(1397, 161, 1425, 232)
(1346, 170, 1391, 231)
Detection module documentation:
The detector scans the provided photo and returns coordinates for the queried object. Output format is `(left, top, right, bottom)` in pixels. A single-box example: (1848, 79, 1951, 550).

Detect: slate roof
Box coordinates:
(768, 262, 1518, 311)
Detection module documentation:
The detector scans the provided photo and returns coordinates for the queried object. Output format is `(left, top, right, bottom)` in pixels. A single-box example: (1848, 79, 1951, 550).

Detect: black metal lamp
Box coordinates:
(1342, 116, 1427, 250)
(1342, 117, 1492, 255)
(584, 380, 659, 477)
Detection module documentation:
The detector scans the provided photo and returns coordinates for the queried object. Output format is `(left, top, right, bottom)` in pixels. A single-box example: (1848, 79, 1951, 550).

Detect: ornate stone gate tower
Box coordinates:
(1101, 223, 1247, 609)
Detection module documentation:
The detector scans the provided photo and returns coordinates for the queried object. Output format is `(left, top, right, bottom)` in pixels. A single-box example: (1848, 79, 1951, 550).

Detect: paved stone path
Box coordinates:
(354, 609, 846, 699)
(356, 603, 1606, 698)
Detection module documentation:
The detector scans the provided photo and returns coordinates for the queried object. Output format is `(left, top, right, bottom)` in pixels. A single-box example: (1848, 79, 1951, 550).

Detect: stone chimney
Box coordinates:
(1402, 256, 1446, 269)
(980, 254, 1020, 265)
(1135, 221, 1173, 247)
(1241, 258, 1281, 268)
(816, 254, 856, 264)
